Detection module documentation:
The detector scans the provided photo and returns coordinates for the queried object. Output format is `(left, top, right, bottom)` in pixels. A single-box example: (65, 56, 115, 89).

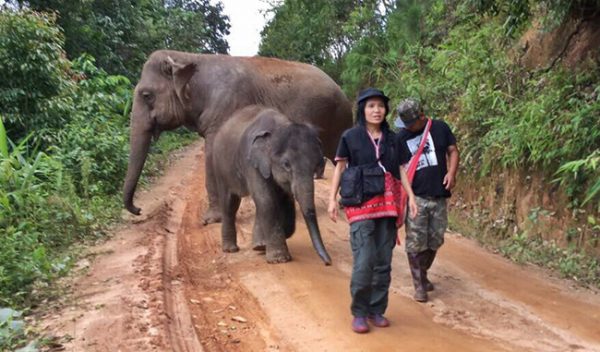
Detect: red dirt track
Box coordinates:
(41, 141, 600, 351)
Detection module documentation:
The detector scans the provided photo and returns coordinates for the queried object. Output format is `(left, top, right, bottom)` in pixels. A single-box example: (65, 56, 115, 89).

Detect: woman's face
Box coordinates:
(364, 97, 387, 126)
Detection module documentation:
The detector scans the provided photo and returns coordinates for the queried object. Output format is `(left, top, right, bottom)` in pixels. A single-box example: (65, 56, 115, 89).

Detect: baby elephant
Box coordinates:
(212, 105, 331, 265)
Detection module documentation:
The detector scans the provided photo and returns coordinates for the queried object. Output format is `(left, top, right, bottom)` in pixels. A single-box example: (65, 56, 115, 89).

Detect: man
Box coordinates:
(395, 99, 460, 302)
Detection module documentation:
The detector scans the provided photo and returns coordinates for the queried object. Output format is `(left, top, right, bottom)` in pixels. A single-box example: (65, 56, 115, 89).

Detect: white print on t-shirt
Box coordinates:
(406, 133, 438, 170)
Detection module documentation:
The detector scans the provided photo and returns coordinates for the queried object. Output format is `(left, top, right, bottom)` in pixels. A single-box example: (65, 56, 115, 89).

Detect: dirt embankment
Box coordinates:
(40, 141, 600, 352)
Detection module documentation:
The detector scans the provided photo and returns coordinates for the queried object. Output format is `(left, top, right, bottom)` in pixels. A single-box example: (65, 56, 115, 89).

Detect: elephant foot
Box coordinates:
(222, 242, 239, 253)
(252, 243, 266, 251)
(266, 248, 292, 264)
(202, 208, 222, 225)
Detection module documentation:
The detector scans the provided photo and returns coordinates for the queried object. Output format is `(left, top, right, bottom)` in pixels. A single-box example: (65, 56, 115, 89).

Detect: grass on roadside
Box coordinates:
(449, 209, 600, 289)
(0, 128, 198, 351)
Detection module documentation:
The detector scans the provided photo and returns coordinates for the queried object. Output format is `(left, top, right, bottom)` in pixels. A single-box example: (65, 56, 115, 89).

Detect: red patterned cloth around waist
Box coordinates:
(344, 172, 402, 224)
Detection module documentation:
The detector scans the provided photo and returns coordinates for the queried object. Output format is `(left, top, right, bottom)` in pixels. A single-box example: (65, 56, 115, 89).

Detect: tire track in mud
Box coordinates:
(163, 179, 204, 351)
(177, 148, 283, 352)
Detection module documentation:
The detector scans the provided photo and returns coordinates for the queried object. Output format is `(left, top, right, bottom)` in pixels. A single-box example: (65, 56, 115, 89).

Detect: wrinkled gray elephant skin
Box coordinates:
(212, 105, 332, 265)
(122, 50, 352, 224)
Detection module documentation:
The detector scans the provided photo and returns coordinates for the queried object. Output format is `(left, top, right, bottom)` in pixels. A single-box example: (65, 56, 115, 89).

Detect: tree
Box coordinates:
(5, 0, 230, 81)
(259, 0, 366, 82)
(163, 0, 230, 53)
(0, 10, 74, 142)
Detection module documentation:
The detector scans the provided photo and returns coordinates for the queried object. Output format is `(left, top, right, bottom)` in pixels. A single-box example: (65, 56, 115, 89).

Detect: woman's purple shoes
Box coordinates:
(352, 315, 390, 333)
(351, 317, 370, 333)
(368, 314, 390, 327)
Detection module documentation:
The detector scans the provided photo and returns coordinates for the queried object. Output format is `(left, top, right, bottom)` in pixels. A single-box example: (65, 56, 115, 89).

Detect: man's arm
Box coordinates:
(444, 144, 459, 190)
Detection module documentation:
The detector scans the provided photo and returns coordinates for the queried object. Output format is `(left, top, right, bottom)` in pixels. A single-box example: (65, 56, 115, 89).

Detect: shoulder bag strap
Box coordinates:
(406, 118, 432, 182)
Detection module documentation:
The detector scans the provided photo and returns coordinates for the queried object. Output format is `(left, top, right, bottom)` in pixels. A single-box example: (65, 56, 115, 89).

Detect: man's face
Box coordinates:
(405, 115, 426, 132)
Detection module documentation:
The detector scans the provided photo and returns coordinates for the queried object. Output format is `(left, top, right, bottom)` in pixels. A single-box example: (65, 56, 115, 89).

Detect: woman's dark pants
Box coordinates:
(349, 217, 397, 317)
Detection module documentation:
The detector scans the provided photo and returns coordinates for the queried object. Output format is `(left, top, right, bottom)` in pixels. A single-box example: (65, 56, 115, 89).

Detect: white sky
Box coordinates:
(216, 0, 273, 56)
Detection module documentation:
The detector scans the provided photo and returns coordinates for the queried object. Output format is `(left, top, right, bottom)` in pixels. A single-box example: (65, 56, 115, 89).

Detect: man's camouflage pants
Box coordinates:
(405, 196, 447, 254)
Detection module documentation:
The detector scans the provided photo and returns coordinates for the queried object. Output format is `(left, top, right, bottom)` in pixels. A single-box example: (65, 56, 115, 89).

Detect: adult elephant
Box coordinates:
(213, 105, 330, 265)
(122, 50, 352, 223)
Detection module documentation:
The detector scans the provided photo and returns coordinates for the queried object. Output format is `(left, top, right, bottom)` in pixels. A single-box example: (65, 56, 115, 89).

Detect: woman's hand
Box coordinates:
(328, 160, 346, 223)
(328, 199, 339, 222)
(408, 195, 418, 219)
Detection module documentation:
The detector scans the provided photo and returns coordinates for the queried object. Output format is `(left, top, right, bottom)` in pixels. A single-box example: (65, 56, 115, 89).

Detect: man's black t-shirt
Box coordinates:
(335, 126, 400, 179)
(396, 119, 456, 198)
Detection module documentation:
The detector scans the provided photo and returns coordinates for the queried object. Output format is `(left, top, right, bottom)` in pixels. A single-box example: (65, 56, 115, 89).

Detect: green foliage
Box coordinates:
(500, 232, 600, 286)
(339, 1, 389, 93)
(449, 207, 600, 288)
(0, 308, 27, 350)
(260, 0, 368, 82)
(0, 116, 7, 158)
(469, 0, 600, 34)
(0, 136, 88, 306)
(556, 150, 600, 208)
(0, 11, 199, 309)
(7, 0, 231, 81)
(163, 0, 230, 54)
(0, 10, 75, 144)
(52, 55, 132, 197)
(467, 0, 530, 37)
(348, 0, 600, 208)
(141, 128, 198, 183)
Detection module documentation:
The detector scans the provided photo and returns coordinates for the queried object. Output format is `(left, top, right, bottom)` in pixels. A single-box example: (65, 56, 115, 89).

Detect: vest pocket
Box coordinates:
(340, 166, 363, 206)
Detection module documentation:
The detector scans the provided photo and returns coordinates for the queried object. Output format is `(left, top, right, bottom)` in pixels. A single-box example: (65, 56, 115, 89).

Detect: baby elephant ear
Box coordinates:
(249, 131, 271, 179)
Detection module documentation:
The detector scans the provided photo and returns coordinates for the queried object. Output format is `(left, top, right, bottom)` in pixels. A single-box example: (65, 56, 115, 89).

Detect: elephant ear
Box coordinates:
(249, 131, 272, 179)
(165, 56, 196, 104)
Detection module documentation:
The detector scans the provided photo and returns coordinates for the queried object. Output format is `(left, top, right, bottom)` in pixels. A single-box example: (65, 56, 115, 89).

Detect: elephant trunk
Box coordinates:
(294, 182, 332, 265)
(123, 128, 152, 215)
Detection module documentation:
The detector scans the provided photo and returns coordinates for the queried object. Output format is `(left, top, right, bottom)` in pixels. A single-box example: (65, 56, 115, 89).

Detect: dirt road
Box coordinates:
(41, 141, 600, 351)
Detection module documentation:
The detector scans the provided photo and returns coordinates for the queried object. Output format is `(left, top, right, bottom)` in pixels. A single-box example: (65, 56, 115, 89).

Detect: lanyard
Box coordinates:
(366, 130, 387, 172)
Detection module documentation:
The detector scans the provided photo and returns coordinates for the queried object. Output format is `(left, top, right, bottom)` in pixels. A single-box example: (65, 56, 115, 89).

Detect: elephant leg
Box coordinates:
(221, 192, 241, 253)
(314, 157, 326, 179)
(265, 228, 292, 264)
(251, 217, 266, 251)
(202, 138, 222, 225)
(255, 199, 291, 264)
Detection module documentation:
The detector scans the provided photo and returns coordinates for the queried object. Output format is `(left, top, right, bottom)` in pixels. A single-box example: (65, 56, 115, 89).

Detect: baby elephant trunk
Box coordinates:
(294, 182, 332, 265)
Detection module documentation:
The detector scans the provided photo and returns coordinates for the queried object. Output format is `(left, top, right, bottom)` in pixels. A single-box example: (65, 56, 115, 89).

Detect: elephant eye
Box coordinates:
(282, 160, 291, 171)
(141, 91, 154, 104)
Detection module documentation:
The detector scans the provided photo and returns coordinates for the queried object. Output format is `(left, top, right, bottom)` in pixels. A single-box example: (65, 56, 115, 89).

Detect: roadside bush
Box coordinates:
(370, 1, 600, 208)
(0, 11, 133, 307)
(0, 10, 75, 146)
(0, 126, 88, 306)
(53, 55, 132, 197)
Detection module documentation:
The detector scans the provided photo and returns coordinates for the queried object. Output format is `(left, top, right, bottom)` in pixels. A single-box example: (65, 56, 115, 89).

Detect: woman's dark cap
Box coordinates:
(356, 88, 390, 104)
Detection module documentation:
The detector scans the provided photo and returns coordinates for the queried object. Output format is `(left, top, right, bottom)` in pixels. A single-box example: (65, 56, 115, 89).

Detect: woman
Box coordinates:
(328, 88, 418, 333)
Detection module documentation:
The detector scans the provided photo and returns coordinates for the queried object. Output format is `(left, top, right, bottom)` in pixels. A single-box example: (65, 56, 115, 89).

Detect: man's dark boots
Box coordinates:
(407, 252, 428, 302)
(422, 249, 437, 292)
